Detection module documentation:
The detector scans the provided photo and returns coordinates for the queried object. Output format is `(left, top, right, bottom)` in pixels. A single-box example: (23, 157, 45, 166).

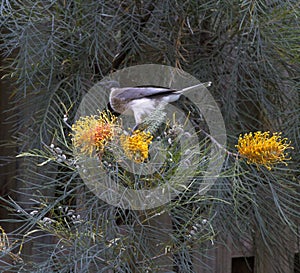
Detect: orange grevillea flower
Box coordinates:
(120, 130, 153, 163)
(236, 131, 293, 170)
(71, 111, 117, 156)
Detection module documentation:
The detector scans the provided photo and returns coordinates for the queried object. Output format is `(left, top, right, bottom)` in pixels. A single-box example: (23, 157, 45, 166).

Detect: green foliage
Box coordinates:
(0, 0, 299, 272)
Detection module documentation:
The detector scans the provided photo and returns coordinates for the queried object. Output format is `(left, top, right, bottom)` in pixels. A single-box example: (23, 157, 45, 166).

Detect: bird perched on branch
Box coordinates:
(109, 82, 211, 129)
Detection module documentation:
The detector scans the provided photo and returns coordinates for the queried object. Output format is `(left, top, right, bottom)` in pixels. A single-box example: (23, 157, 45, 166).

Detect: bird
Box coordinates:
(109, 82, 212, 129)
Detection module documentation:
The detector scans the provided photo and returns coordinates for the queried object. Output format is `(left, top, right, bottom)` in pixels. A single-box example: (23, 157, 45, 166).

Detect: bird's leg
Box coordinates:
(132, 123, 140, 132)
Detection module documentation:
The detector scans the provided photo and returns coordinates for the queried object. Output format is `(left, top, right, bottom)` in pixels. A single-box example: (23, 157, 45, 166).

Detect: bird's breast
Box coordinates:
(128, 98, 157, 114)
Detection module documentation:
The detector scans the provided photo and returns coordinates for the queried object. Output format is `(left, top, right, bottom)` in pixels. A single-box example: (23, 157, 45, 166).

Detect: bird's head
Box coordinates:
(109, 87, 130, 114)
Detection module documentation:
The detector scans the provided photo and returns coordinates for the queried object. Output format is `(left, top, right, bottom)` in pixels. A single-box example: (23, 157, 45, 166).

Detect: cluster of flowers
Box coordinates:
(71, 110, 153, 163)
(71, 110, 293, 170)
(236, 131, 293, 170)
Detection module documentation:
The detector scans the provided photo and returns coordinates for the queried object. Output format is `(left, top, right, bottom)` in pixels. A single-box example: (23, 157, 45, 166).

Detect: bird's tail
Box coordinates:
(178, 81, 212, 93)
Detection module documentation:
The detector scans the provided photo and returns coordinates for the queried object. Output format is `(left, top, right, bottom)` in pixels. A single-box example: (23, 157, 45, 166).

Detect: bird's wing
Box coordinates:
(113, 86, 178, 101)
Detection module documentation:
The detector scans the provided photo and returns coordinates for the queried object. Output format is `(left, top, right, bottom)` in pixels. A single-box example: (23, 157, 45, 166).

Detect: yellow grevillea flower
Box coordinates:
(120, 130, 153, 163)
(236, 131, 293, 170)
(71, 111, 117, 156)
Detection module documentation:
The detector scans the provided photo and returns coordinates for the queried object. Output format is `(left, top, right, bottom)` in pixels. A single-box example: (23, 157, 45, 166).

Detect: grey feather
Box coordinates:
(111, 87, 178, 101)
